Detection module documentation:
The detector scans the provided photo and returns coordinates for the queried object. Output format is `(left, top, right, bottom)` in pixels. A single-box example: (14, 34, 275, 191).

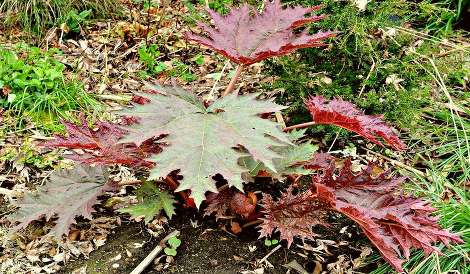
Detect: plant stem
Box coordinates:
(283, 121, 316, 132)
(222, 64, 244, 96)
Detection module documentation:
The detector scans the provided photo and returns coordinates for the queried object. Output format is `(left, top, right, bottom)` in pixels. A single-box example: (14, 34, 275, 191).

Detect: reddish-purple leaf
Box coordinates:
(8, 165, 117, 238)
(303, 152, 334, 170)
(205, 188, 255, 219)
(305, 96, 406, 150)
(258, 187, 326, 247)
(313, 160, 463, 272)
(44, 119, 161, 166)
(185, 0, 334, 65)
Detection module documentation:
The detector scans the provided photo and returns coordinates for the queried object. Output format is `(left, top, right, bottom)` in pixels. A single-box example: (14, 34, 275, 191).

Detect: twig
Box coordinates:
(118, 180, 143, 187)
(327, 131, 339, 152)
(275, 112, 286, 129)
(222, 64, 244, 96)
(242, 219, 262, 229)
(130, 230, 180, 274)
(358, 59, 375, 97)
(206, 60, 229, 101)
(362, 147, 426, 177)
(283, 121, 316, 132)
(259, 244, 281, 265)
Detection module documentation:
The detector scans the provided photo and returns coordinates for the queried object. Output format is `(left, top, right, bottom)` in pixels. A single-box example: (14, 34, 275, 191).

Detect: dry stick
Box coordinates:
(259, 244, 282, 265)
(206, 60, 230, 101)
(242, 219, 263, 229)
(222, 64, 244, 96)
(358, 59, 375, 97)
(363, 147, 426, 178)
(283, 121, 316, 132)
(118, 180, 142, 187)
(275, 111, 286, 129)
(130, 230, 180, 274)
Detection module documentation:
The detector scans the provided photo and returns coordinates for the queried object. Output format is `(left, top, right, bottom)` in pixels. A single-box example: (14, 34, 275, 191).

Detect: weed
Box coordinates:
(164, 236, 182, 256)
(264, 238, 279, 247)
(138, 44, 166, 75)
(199, 0, 234, 14)
(0, 45, 100, 131)
(59, 9, 92, 34)
(423, 109, 470, 183)
(0, 139, 58, 169)
(138, 44, 198, 82)
(416, 0, 469, 34)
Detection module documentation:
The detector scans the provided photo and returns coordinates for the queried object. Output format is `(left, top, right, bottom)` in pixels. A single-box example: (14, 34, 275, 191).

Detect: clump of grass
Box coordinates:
(423, 109, 470, 183)
(0, 45, 101, 131)
(0, 0, 122, 36)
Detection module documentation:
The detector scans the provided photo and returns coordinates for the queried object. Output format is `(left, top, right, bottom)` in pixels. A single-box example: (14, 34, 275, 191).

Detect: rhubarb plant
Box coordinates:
(7, 1, 462, 272)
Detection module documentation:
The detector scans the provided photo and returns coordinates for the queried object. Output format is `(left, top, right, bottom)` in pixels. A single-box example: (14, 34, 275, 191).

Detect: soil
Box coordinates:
(61, 208, 376, 274)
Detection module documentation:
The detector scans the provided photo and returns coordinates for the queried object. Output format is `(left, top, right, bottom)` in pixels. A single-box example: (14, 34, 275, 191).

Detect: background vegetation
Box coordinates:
(0, 0, 122, 37)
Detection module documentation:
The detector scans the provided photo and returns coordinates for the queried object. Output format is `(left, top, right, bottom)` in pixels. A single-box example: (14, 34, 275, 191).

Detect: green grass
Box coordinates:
(422, 109, 470, 183)
(0, 0, 122, 37)
(416, 0, 469, 35)
(0, 45, 101, 131)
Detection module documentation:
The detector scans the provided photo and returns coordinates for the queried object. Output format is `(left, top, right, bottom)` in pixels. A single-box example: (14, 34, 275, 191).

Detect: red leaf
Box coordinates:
(313, 160, 463, 272)
(304, 152, 334, 170)
(305, 96, 406, 150)
(185, 0, 334, 65)
(205, 188, 256, 219)
(44, 119, 161, 166)
(258, 187, 326, 247)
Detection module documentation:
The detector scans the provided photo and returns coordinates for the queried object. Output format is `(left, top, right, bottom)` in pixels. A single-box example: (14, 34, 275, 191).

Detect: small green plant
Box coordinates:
(138, 44, 197, 82)
(0, 45, 100, 131)
(264, 238, 279, 247)
(0, 139, 58, 169)
(167, 60, 197, 82)
(164, 236, 182, 256)
(59, 9, 92, 33)
(138, 44, 167, 76)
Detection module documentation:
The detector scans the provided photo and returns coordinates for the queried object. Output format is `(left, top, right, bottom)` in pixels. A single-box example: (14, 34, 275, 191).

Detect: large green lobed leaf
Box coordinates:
(118, 86, 290, 207)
